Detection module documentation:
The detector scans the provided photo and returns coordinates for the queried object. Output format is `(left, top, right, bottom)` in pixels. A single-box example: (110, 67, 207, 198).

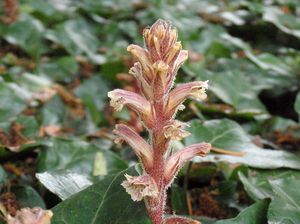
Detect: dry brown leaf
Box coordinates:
(39, 125, 61, 137)
(0, 0, 19, 25)
(0, 123, 28, 152)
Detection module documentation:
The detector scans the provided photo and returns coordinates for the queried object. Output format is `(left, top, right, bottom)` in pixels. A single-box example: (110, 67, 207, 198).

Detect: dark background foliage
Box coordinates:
(0, 0, 300, 223)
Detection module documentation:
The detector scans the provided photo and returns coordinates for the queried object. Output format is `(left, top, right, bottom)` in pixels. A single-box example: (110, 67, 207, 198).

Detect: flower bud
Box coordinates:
(143, 19, 177, 62)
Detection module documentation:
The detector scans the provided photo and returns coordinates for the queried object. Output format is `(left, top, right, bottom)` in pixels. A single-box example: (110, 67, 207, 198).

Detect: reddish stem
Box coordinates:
(146, 100, 169, 224)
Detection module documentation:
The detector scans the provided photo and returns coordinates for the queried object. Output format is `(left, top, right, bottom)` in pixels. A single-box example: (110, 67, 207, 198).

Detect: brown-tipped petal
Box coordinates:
(129, 62, 153, 99)
(172, 50, 188, 74)
(166, 81, 208, 117)
(164, 143, 211, 185)
(153, 60, 170, 97)
(164, 41, 182, 64)
(113, 124, 153, 169)
(127, 44, 153, 81)
(163, 120, 190, 141)
(121, 174, 159, 201)
(108, 89, 152, 126)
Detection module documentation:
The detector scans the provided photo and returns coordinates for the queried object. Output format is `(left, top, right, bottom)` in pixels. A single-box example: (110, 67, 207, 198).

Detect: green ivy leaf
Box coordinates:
(268, 179, 300, 223)
(1, 14, 46, 59)
(12, 185, 46, 209)
(239, 170, 300, 201)
(37, 138, 127, 176)
(51, 167, 150, 224)
(0, 82, 26, 124)
(36, 170, 93, 200)
(215, 199, 269, 224)
(186, 119, 300, 169)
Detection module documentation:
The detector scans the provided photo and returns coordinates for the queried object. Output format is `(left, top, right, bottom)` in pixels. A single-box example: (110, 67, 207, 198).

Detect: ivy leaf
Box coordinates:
(186, 119, 300, 169)
(268, 179, 300, 223)
(294, 91, 300, 119)
(12, 185, 46, 209)
(46, 18, 105, 64)
(263, 7, 300, 39)
(36, 170, 93, 200)
(238, 170, 300, 201)
(0, 82, 26, 123)
(215, 199, 269, 224)
(37, 138, 127, 176)
(1, 14, 46, 59)
(74, 76, 109, 125)
(51, 167, 150, 224)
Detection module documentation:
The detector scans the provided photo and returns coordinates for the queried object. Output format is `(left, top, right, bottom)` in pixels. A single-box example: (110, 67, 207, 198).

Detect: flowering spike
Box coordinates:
(113, 124, 153, 170)
(121, 174, 159, 201)
(164, 143, 211, 185)
(108, 19, 210, 224)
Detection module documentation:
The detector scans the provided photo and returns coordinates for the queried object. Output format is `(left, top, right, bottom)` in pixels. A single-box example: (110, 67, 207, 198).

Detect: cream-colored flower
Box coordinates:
(7, 207, 53, 224)
(164, 120, 190, 141)
(108, 89, 153, 127)
(121, 174, 159, 201)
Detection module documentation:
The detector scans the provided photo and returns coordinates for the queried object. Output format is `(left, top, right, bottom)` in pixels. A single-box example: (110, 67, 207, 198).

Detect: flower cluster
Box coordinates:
(108, 19, 211, 224)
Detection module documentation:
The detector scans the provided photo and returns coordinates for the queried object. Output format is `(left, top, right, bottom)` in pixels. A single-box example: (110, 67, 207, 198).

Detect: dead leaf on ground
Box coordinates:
(0, 123, 29, 152)
(39, 125, 61, 137)
(0, 0, 19, 25)
(0, 192, 19, 217)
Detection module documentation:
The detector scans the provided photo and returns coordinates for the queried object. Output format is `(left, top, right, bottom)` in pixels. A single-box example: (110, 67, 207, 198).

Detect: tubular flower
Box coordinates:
(108, 19, 210, 224)
(166, 81, 208, 117)
(121, 174, 159, 201)
(108, 89, 153, 127)
(113, 124, 153, 171)
(164, 143, 211, 185)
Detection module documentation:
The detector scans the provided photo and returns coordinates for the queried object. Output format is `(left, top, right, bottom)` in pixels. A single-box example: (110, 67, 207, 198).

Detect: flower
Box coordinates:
(7, 207, 53, 224)
(166, 81, 209, 117)
(163, 120, 190, 141)
(108, 89, 153, 127)
(121, 174, 159, 201)
(113, 124, 153, 170)
(164, 143, 211, 185)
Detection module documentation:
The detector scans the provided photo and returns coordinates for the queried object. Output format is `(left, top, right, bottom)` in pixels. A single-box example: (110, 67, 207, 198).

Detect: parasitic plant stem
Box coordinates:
(108, 19, 211, 224)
